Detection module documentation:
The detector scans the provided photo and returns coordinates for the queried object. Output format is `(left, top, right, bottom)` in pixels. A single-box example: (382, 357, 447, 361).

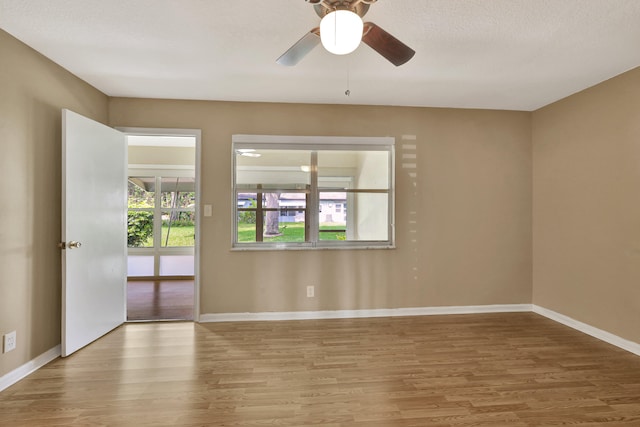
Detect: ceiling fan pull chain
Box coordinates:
(345, 60, 351, 96)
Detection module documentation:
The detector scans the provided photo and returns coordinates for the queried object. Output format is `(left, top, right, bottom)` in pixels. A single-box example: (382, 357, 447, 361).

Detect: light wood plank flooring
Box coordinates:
(127, 280, 194, 321)
(1, 313, 640, 426)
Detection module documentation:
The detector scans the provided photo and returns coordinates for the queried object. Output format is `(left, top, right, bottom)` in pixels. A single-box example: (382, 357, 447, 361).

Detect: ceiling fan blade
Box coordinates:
(362, 22, 415, 66)
(276, 28, 321, 66)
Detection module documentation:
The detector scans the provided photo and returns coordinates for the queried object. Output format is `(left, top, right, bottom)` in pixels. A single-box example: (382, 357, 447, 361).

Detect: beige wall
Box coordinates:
(0, 30, 108, 377)
(109, 99, 533, 315)
(532, 67, 640, 344)
(128, 145, 195, 166)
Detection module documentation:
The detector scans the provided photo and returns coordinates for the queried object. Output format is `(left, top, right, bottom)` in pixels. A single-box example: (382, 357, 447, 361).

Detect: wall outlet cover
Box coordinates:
(3, 331, 16, 353)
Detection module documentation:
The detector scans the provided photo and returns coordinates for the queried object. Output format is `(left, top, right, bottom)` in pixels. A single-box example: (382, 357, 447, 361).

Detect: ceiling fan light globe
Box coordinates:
(320, 10, 363, 55)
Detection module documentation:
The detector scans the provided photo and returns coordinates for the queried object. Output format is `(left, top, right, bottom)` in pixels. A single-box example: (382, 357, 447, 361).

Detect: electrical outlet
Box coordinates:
(3, 331, 16, 353)
(306, 285, 315, 298)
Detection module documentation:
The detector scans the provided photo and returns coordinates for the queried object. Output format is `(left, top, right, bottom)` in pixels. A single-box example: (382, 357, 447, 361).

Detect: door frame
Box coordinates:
(118, 127, 202, 322)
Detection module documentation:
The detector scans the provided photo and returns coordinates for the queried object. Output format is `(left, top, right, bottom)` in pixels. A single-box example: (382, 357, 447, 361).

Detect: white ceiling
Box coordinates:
(1, 0, 640, 111)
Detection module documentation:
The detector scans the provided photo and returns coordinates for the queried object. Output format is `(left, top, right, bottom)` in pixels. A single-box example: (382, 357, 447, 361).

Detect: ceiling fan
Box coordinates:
(277, 0, 415, 67)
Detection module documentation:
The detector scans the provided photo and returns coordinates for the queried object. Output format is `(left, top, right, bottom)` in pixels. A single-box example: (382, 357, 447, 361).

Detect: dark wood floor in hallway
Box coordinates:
(2, 312, 640, 426)
(127, 279, 194, 321)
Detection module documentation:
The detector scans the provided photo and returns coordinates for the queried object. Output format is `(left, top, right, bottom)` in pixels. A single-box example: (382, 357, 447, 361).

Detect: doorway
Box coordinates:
(122, 130, 201, 321)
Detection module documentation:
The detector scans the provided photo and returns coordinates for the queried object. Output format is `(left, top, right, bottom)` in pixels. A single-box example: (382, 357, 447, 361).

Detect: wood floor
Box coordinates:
(127, 280, 194, 321)
(2, 313, 640, 426)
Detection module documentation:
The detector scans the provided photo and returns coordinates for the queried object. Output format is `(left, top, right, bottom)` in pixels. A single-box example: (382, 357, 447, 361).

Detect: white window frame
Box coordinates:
(232, 134, 395, 250)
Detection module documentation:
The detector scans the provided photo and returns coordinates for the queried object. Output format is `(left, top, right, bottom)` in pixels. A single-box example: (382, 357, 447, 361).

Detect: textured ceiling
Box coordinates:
(1, 0, 640, 111)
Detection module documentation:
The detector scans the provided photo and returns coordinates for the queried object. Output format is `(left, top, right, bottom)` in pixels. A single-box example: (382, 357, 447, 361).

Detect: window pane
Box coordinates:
(319, 192, 347, 241)
(127, 255, 154, 276)
(128, 177, 155, 207)
(236, 192, 307, 243)
(349, 193, 389, 241)
(161, 211, 194, 247)
(236, 149, 311, 189)
(127, 210, 153, 247)
(279, 194, 307, 222)
(263, 211, 306, 243)
(318, 150, 389, 190)
(318, 192, 389, 242)
(161, 177, 195, 208)
(159, 255, 195, 276)
(238, 222, 257, 242)
(238, 193, 258, 209)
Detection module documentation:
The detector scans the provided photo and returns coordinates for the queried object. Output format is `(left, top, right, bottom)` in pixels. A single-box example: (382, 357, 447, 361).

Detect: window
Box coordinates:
(127, 176, 195, 249)
(232, 135, 394, 249)
(127, 173, 195, 276)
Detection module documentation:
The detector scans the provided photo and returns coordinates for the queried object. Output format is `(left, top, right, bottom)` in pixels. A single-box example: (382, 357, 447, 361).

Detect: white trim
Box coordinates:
(233, 134, 394, 146)
(200, 304, 532, 323)
(193, 130, 202, 321)
(127, 135, 195, 147)
(533, 305, 640, 357)
(117, 127, 202, 138)
(0, 345, 60, 392)
(128, 164, 195, 171)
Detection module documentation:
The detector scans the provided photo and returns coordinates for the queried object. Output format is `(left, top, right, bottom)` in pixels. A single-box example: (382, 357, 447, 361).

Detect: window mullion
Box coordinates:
(309, 151, 319, 245)
(256, 187, 264, 242)
(153, 176, 162, 276)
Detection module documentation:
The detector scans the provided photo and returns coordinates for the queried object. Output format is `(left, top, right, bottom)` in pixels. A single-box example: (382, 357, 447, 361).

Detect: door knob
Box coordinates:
(58, 241, 82, 249)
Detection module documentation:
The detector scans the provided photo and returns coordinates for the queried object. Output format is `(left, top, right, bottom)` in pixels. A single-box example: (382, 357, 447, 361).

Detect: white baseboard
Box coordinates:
(0, 345, 61, 392)
(533, 305, 640, 357)
(199, 304, 533, 323)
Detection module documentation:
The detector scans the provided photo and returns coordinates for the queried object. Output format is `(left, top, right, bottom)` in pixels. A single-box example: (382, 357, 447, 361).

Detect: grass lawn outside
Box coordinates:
(140, 225, 195, 247)
(136, 222, 345, 246)
(237, 222, 346, 242)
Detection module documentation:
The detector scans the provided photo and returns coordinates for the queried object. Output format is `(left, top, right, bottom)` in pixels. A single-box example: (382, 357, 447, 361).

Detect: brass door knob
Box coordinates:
(68, 241, 82, 249)
(58, 241, 82, 250)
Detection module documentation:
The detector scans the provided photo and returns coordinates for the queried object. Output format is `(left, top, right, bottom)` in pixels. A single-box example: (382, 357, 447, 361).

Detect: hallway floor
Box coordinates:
(127, 279, 194, 321)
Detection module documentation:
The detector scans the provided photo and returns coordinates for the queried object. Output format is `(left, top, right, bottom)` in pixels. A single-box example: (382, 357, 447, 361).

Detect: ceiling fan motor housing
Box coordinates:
(309, 0, 377, 18)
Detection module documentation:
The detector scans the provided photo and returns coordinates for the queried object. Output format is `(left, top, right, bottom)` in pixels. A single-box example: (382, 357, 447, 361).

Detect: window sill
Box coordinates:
(231, 244, 396, 252)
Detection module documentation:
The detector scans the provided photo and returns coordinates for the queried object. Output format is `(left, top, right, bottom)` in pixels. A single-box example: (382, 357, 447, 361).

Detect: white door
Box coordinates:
(61, 109, 127, 357)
